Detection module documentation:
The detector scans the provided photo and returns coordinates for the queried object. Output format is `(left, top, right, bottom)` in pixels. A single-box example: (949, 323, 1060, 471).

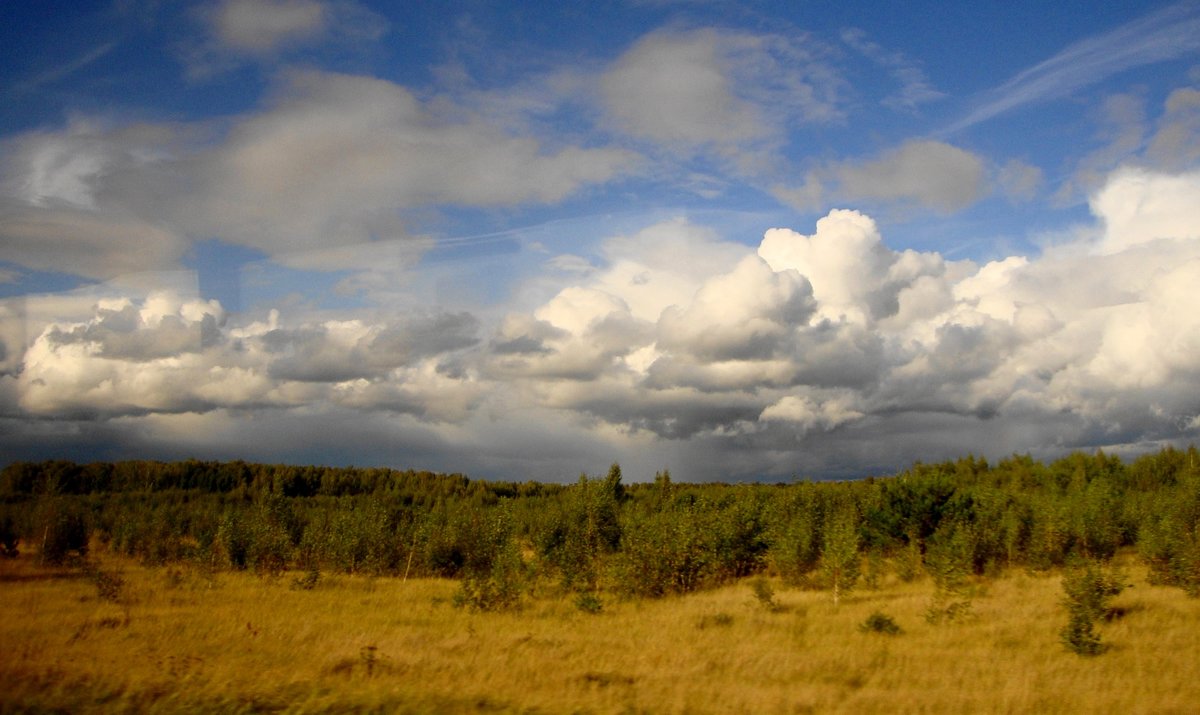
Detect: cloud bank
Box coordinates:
(5, 166, 1199, 479)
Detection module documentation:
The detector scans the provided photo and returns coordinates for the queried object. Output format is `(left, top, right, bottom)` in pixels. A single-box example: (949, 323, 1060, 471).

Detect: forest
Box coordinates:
(3, 446, 1199, 613)
(5, 447, 1200, 712)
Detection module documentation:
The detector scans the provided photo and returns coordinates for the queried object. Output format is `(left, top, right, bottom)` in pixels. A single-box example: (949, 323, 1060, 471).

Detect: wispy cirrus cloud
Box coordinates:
(840, 28, 944, 112)
(12, 42, 116, 93)
(945, 2, 1200, 134)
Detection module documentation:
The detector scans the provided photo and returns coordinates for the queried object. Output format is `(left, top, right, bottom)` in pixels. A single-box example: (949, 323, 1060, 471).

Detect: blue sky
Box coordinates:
(2, 0, 1200, 481)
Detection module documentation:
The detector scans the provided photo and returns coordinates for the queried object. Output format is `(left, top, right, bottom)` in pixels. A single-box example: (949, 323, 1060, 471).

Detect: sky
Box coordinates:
(2, 1, 1200, 482)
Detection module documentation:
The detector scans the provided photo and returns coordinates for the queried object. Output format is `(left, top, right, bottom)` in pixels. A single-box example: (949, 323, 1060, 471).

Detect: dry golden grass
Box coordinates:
(3, 550, 1199, 714)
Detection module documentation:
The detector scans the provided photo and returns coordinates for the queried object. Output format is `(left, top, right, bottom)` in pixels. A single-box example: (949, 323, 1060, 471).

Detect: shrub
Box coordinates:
(750, 577, 778, 611)
(453, 510, 527, 612)
(925, 524, 974, 623)
(538, 471, 623, 593)
(38, 498, 90, 566)
(291, 562, 321, 591)
(614, 504, 712, 598)
(769, 488, 824, 586)
(574, 591, 603, 614)
(859, 611, 902, 635)
(820, 503, 861, 606)
(1060, 558, 1126, 655)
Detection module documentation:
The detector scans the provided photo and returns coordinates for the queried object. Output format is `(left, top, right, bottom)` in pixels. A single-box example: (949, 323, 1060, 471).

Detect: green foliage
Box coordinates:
(291, 562, 321, 591)
(750, 577, 778, 611)
(615, 501, 712, 598)
(859, 611, 902, 635)
(925, 524, 974, 623)
(453, 509, 527, 612)
(708, 491, 770, 580)
(574, 591, 603, 614)
(3, 446, 1200, 608)
(1060, 558, 1126, 655)
(1137, 473, 1200, 596)
(894, 537, 923, 582)
(37, 497, 91, 566)
(820, 500, 860, 606)
(695, 612, 734, 629)
(769, 485, 824, 585)
(539, 468, 624, 593)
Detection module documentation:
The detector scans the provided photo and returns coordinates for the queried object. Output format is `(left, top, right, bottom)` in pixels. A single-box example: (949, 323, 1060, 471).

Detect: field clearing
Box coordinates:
(2, 550, 1199, 714)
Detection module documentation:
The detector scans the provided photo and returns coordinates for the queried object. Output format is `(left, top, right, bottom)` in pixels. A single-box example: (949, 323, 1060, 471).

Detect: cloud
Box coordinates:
(601, 29, 768, 147)
(12, 42, 116, 93)
(185, 0, 389, 76)
(0, 70, 639, 279)
(759, 209, 947, 325)
(759, 393, 864, 432)
(833, 140, 987, 212)
(946, 2, 1200, 133)
(212, 0, 329, 54)
(600, 28, 843, 154)
(14, 290, 484, 422)
(1091, 166, 1200, 254)
(0, 199, 189, 280)
(184, 70, 639, 256)
(9, 163, 1200, 478)
(658, 255, 815, 361)
(1146, 87, 1200, 170)
(460, 165, 1200, 468)
(774, 140, 987, 213)
(263, 311, 480, 382)
(0, 120, 192, 279)
(996, 159, 1044, 202)
(840, 28, 944, 112)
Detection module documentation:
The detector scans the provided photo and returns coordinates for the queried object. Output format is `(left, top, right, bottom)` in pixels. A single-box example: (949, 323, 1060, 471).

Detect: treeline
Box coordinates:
(2, 448, 1199, 609)
(0, 459, 559, 501)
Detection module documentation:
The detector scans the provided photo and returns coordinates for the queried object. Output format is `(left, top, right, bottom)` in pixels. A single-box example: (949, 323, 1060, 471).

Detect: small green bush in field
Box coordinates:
(859, 611, 902, 635)
(574, 591, 603, 614)
(750, 577, 779, 611)
(1060, 558, 1125, 655)
(291, 562, 320, 591)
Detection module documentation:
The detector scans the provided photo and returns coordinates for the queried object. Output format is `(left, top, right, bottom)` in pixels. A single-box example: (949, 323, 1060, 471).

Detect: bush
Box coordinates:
(925, 524, 974, 623)
(820, 503, 860, 606)
(291, 562, 321, 591)
(1060, 558, 1126, 655)
(453, 510, 527, 612)
(38, 498, 90, 566)
(574, 591, 603, 614)
(750, 577, 778, 611)
(614, 504, 712, 598)
(538, 471, 623, 593)
(859, 611, 902, 635)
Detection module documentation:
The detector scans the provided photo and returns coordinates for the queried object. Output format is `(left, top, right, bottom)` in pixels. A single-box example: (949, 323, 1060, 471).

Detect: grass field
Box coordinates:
(3, 549, 1199, 714)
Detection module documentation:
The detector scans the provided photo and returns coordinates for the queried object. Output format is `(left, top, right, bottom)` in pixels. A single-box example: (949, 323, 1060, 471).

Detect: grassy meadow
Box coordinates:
(4, 548, 1200, 714)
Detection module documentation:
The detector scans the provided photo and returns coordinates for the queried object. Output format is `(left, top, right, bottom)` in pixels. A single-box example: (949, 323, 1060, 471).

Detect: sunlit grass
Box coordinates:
(3, 549, 1199, 713)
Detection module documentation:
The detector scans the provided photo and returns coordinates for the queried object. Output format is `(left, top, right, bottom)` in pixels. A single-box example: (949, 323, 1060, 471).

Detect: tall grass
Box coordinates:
(2, 548, 1199, 713)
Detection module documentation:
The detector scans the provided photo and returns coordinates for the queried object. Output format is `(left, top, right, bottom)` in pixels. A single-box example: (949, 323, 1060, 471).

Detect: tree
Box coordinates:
(925, 523, 974, 623)
(820, 501, 860, 606)
(1060, 558, 1125, 655)
(539, 468, 623, 594)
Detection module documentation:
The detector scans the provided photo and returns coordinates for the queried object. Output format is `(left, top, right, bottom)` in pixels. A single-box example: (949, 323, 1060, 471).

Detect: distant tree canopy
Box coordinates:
(2, 446, 1198, 600)
(0, 458, 557, 503)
